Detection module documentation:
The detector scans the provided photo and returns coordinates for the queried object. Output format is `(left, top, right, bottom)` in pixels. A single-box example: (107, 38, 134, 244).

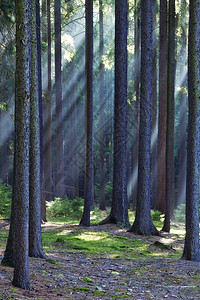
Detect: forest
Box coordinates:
(0, 0, 200, 298)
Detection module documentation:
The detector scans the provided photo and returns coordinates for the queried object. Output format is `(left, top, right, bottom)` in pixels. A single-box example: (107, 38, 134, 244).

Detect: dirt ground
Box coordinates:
(0, 220, 200, 300)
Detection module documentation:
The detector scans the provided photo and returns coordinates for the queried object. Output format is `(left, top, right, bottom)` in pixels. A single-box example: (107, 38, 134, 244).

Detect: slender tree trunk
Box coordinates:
(55, 0, 65, 197)
(99, 0, 106, 210)
(29, 0, 46, 259)
(133, 1, 140, 209)
(43, 0, 53, 202)
(36, 0, 46, 221)
(128, 0, 159, 236)
(12, 0, 31, 289)
(162, 0, 175, 232)
(182, 0, 200, 262)
(151, 0, 158, 208)
(156, 0, 167, 213)
(80, 0, 93, 226)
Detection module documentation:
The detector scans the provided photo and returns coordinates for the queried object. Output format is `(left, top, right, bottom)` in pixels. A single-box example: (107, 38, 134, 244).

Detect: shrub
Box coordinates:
(174, 204, 185, 223)
(0, 180, 12, 218)
(47, 196, 84, 219)
(151, 210, 161, 222)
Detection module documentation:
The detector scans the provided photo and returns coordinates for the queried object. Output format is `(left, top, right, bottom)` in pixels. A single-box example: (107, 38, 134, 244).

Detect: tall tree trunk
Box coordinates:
(128, 0, 159, 236)
(12, 0, 31, 289)
(162, 0, 176, 232)
(80, 0, 93, 226)
(55, 0, 65, 197)
(156, 0, 167, 213)
(36, 0, 46, 221)
(99, 0, 106, 210)
(100, 0, 129, 227)
(29, 0, 46, 259)
(43, 0, 53, 202)
(133, 1, 140, 209)
(151, 0, 158, 208)
(182, 0, 200, 262)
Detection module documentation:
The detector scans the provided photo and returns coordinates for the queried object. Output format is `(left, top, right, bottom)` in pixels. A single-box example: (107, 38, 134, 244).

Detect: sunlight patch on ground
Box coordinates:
(76, 232, 107, 241)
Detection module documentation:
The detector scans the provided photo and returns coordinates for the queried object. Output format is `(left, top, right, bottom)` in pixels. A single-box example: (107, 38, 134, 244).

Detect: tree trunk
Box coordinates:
(156, 0, 167, 213)
(36, 0, 46, 221)
(99, 0, 106, 210)
(182, 0, 200, 262)
(133, 1, 140, 209)
(100, 0, 129, 228)
(55, 0, 65, 197)
(128, 0, 159, 236)
(162, 0, 175, 232)
(151, 0, 158, 208)
(43, 0, 53, 202)
(80, 0, 93, 227)
(12, 0, 31, 289)
(29, 0, 46, 259)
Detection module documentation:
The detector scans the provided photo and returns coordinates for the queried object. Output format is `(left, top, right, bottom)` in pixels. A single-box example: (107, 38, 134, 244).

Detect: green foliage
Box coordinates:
(174, 204, 186, 223)
(0, 180, 12, 218)
(47, 197, 84, 219)
(151, 210, 162, 222)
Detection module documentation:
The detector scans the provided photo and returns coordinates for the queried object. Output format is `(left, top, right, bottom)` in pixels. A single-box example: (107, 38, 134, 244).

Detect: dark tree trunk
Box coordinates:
(80, 0, 93, 227)
(55, 0, 65, 197)
(156, 0, 167, 213)
(162, 0, 176, 233)
(133, 1, 140, 209)
(43, 0, 53, 202)
(100, 0, 129, 228)
(182, 0, 200, 262)
(128, 0, 159, 236)
(99, 0, 106, 211)
(151, 0, 158, 208)
(36, 0, 46, 221)
(12, 0, 31, 289)
(29, 0, 46, 259)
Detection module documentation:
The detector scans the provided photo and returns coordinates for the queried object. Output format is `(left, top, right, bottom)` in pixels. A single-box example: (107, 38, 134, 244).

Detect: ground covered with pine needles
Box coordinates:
(0, 217, 200, 299)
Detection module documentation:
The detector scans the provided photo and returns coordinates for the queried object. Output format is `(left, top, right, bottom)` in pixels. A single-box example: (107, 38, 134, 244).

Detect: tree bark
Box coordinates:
(182, 0, 200, 262)
(12, 0, 31, 289)
(80, 0, 93, 226)
(162, 0, 175, 232)
(128, 0, 159, 236)
(156, 0, 167, 213)
(55, 0, 65, 197)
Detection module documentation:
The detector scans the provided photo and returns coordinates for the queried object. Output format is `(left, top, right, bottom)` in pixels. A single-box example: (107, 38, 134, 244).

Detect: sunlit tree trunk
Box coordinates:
(156, 0, 167, 213)
(12, 0, 31, 289)
(162, 0, 175, 232)
(128, 0, 159, 236)
(182, 0, 200, 262)
(55, 0, 65, 197)
(80, 0, 93, 226)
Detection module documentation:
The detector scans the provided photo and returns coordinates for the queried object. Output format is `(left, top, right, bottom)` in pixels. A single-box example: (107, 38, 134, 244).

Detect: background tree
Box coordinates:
(162, 0, 176, 232)
(182, 0, 200, 262)
(29, 0, 46, 259)
(99, 0, 106, 211)
(129, 0, 159, 235)
(55, 0, 65, 197)
(80, 0, 94, 226)
(156, 0, 168, 213)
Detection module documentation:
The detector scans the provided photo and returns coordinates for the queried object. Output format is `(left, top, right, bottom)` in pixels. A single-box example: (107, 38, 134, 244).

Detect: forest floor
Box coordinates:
(0, 219, 200, 299)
